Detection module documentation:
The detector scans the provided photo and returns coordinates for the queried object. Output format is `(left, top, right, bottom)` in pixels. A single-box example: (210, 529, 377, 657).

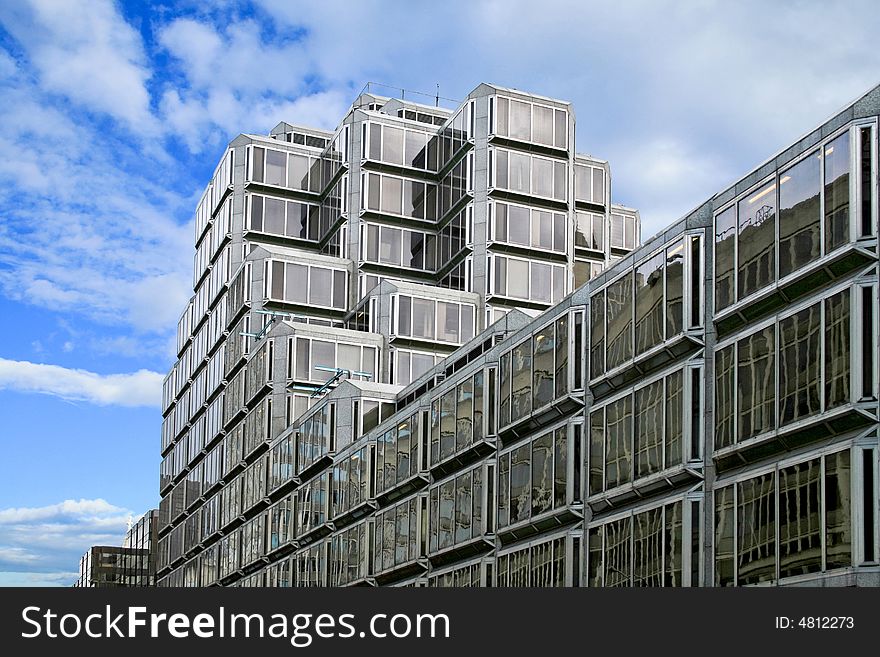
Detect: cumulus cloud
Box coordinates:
(0, 0, 156, 131)
(0, 498, 133, 587)
(0, 358, 162, 408)
(0, 48, 193, 340)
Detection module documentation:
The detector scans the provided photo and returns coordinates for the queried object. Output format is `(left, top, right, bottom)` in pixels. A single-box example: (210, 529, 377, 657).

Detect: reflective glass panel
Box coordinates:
(779, 151, 821, 277)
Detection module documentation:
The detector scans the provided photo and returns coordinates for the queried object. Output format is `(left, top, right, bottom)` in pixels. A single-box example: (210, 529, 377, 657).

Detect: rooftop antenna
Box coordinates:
(436, 83, 440, 107)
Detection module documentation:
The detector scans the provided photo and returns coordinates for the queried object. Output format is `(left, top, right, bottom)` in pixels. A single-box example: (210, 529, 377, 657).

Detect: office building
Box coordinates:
(157, 80, 880, 587)
(75, 510, 158, 587)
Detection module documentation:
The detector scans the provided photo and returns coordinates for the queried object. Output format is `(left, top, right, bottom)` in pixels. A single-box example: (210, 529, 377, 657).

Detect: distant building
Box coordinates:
(75, 510, 158, 587)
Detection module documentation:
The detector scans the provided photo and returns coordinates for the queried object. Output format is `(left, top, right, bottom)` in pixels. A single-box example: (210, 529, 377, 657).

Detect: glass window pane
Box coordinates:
(553, 213, 566, 251)
(825, 290, 851, 410)
(575, 165, 590, 202)
(533, 323, 554, 409)
(715, 206, 736, 311)
(554, 109, 567, 148)
(311, 340, 335, 382)
(252, 146, 264, 182)
(381, 176, 403, 215)
(532, 210, 554, 249)
(737, 472, 776, 585)
(440, 390, 456, 461)
(496, 97, 509, 136)
(779, 304, 821, 426)
(592, 168, 605, 206)
(397, 295, 411, 337)
(507, 257, 529, 299)
(779, 151, 821, 277)
(438, 479, 454, 549)
(509, 152, 530, 194)
(495, 149, 508, 189)
(333, 270, 346, 309)
(367, 173, 380, 211)
(379, 227, 401, 265)
(406, 131, 426, 169)
(590, 289, 605, 378)
(309, 267, 332, 306)
(825, 450, 852, 569)
(460, 305, 474, 342)
(531, 432, 553, 517)
(665, 370, 683, 468)
(575, 212, 590, 248)
(455, 472, 473, 544)
(499, 352, 511, 428)
(265, 149, 286, 186)
(665, 501, 683, 587)
(263, 197, 285, 235)
(605, 517, 631, 587)
(337, 343, 359, 373)
(533, 105, 553, 145)
(509, 444, 531, 524)
(250, 195, 263, 232)
(605, 394, 632, 489)
(554, 426, 567, 508)
(666, 241, 684, 337)
(635, 251, 664, 356)
(437, 301, 460, 343)
(288, 154, 309, 190)
(531, 157, 553, 198)
(369, 124, 382, 160)
(737, 326, 775, 440)
(530, 262, 552, 303)
(634, 379, 663, 478)
(511, 338, 532, 423)
(825, 133, 851, 254)
(270, 260, 285, 299)
(779, 458, 822, 578)
(589, 410, 604, 495)
(550, 161, 565, 201)
(455, 377, 473, 452)
(295, 337, 310, 380)
(606, 272, 633, 370)
(383, 126, 404, 165)
(555, 315, 568, 398)
(285, 263, 308, 303)
(508, 204, 530, 245)
(715, 345, 735, 449)
(593, 213, 605, 250)
(412, 297, 435, 340)
(633, 507, 663, 586)
(737, 182, 776, 299)
(509, 100, 531, 141)
(285, 201, 306, 238)
(714, 485, 735, 586)
(498, 452, 509, 528)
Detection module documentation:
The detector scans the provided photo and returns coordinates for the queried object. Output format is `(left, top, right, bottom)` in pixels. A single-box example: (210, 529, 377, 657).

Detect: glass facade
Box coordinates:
(153, 82, 880, 591)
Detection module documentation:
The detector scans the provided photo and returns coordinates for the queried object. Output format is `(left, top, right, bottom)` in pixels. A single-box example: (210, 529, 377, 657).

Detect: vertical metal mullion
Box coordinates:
(774, 464, 781, 583)
(661, 504, 667, 587)
(733, 484, 739, 587)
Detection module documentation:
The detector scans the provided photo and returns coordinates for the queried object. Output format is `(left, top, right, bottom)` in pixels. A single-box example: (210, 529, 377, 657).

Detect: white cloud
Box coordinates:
(0, 358, 162, 408)
(0, 499, 133, 587)
(0, 571, 79, 587)
(0, 0, 156, 131)
(609, 137, 737, 240)
(0, 59, 193, 339)
(156, 17, 348, 150)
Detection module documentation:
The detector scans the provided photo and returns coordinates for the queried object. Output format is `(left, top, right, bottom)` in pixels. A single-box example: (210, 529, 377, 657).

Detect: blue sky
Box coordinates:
(1, 0, 879, 586)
